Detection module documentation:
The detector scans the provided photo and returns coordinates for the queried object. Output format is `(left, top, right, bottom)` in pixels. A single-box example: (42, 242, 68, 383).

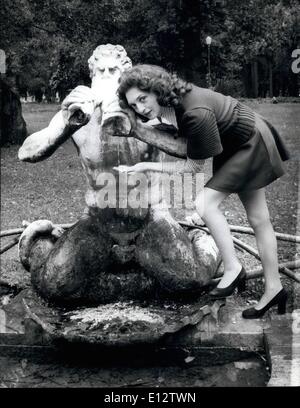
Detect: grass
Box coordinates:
(239, 97, 300, 104)
(21, 103, 61, 135)
(1, 103, 85, 229)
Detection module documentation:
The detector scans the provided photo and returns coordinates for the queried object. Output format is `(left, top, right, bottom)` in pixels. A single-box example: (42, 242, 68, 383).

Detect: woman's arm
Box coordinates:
(132, 121, 187, 159)
(114, 158, 205, 175)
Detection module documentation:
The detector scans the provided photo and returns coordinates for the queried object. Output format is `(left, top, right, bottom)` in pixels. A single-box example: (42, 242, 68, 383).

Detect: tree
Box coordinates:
(1, 0, 298, 97)
(222, 0, 300, 96)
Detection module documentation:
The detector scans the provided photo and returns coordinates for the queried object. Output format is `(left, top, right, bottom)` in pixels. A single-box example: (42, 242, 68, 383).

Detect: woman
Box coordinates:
(115, 64, 290, 319)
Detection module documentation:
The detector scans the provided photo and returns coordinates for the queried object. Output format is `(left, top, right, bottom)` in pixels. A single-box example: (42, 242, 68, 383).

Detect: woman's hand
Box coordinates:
(61, 86, 100, 125)
(113, 162, 150, 174)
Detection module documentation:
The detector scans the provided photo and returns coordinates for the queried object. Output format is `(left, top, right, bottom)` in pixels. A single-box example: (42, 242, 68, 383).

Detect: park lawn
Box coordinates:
(0, 101, 299, 306)
(1, 103, 85, 230)
(22, 103, 61, 136)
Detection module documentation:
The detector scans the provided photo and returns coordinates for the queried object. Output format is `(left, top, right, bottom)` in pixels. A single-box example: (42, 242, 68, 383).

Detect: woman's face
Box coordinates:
(125, 87, 161, 120)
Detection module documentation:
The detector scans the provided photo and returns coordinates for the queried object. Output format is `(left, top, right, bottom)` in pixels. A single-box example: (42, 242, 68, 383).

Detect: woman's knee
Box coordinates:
(239, 188, 272, 230)
(194, 192, 219, 219)
(247, 210, 271, 230)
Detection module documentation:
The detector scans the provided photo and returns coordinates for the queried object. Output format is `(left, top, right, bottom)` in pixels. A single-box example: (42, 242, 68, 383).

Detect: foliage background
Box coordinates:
(0, 0, 299, 98)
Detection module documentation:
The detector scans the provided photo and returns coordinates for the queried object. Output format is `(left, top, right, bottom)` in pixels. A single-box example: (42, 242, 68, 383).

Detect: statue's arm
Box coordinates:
(18, 110, 85, 163)
(132, 121, 187, 159)
(18, 85, 97, 163)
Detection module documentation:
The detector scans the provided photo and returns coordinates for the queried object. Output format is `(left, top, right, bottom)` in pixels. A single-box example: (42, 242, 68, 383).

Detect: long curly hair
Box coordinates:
(117, 64, 192, 109)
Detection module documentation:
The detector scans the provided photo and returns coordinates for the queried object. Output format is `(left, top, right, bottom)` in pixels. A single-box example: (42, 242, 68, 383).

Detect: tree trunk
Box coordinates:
(251, 60, 259, 98)
(269, 60, 273, 98)
(0, 77, 27, 146)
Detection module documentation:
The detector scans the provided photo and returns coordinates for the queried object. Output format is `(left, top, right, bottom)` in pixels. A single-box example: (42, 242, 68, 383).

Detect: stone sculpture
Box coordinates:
(18, 44, 219, 307)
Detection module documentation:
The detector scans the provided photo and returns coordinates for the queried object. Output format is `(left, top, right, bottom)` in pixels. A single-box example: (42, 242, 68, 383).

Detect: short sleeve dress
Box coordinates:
(174, 85, 290, 193)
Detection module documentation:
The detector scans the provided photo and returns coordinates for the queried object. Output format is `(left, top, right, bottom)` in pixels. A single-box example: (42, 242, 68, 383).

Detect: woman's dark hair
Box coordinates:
(117, 64, 192, 109)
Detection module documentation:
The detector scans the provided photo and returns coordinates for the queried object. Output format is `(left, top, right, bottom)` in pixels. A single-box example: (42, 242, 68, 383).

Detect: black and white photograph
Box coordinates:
(0, 0, 299, 393)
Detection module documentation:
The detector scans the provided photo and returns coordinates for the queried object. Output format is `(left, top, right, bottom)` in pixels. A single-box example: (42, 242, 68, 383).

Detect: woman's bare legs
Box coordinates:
(195, 187, 242, 288)
(238, 188, 282, 309)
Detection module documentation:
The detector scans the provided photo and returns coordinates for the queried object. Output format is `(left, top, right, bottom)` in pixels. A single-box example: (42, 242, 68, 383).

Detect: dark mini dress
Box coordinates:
(175, 85, 290, 193)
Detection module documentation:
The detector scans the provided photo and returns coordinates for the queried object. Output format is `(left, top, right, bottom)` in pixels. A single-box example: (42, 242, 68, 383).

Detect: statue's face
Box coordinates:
(89, 45, 134, 136)
(95, 57, 122, 80)
(91, 56, 124, 102)
(88, 45, 132, 99)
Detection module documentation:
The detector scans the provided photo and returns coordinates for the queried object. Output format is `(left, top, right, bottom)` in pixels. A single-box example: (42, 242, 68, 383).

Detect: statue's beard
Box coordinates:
(91, 76, 120, 102)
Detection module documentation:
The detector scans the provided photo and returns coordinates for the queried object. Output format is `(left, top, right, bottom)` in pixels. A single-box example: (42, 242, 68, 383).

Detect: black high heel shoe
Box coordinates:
(209, 267, 246, 300)
(242, 288, 287, 319)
